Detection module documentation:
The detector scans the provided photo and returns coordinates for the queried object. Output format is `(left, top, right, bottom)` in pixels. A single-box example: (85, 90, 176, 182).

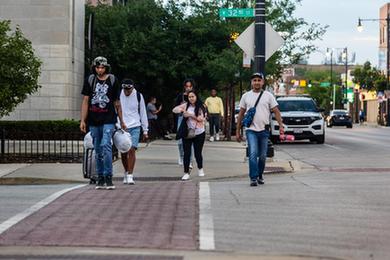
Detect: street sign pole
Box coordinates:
(254, 0, 266, 74)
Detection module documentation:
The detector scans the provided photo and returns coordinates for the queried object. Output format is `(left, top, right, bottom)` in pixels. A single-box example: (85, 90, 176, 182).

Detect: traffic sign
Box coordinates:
(219, 8, 254, 18)
(320, 82, 331, 87)
(234, 22, 284, 61)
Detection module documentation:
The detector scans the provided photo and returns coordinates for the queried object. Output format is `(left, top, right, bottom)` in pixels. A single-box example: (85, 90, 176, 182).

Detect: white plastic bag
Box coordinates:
(113, 129, 132, 153)
(83, 132, 94, 149)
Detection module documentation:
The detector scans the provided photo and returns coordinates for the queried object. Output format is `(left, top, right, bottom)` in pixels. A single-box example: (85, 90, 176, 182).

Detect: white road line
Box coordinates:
(0, 184, 86, 235)
(324, 144, 344, 151)
(199, 182, 215, 250)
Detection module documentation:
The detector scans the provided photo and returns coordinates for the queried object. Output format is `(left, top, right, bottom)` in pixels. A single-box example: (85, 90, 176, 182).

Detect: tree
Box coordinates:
(0, 20, 42, 117)
(353, 61, 386, 92)
(87, 0, 327, 135)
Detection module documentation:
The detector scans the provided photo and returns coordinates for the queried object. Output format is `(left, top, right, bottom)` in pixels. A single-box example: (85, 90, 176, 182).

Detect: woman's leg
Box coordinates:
(193, 132, 205, 169)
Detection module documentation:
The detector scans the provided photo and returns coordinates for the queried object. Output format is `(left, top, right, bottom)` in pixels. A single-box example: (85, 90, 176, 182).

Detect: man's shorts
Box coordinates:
(126, 126, 141, 149)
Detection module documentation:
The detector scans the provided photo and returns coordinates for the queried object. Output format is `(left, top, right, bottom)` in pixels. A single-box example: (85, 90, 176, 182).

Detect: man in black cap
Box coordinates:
(236, 72, 284, 187)
(80, 56, 126, 190)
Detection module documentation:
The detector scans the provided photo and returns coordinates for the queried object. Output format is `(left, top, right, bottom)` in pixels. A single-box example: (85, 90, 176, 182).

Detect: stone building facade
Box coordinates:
(0, 0, 85, 120)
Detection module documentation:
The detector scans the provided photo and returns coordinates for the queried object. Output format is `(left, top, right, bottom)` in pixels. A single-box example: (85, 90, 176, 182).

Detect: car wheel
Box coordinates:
(316, 134, 325, 144)
(347, 124, 352, 128)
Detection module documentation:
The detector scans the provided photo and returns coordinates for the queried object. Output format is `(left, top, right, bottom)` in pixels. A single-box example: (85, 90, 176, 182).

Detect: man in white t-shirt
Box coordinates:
(120, 79, 149, 185)
(236, 72, 284, 187)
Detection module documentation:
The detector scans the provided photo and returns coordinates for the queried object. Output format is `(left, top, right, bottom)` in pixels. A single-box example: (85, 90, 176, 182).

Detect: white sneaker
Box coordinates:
(123, 172, 128, 184)
(209, 136, 214, 142)
(216, 133, 220, 141)
(178, 157, 183, 166)
(181, 173, 190, 181)
(127, 174, 135, 185)
(198, 168, 205, 177)
(189, 163, 193, 169)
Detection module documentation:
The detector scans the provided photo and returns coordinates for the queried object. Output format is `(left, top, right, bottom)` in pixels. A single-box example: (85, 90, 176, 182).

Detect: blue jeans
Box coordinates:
(246, 129, 269, 181)
(90, 124, 115, 177)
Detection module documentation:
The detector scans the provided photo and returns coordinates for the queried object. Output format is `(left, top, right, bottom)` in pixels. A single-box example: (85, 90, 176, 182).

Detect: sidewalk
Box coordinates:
(0, 140, 312, 260)
(0, 139, 294, 185)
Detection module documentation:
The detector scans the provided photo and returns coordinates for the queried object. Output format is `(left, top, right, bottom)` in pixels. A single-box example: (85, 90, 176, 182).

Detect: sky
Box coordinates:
(294, 0, 390, 66)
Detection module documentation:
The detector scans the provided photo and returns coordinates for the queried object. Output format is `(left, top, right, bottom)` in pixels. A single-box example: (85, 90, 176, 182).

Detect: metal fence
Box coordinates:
(0, 128, 84, 163)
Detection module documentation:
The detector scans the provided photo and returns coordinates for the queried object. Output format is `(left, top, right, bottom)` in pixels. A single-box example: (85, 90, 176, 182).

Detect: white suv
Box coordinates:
(270, 96, 325, 144)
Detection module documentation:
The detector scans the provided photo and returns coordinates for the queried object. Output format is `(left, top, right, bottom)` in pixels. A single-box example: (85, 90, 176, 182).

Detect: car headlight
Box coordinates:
(310, 116, 322, 121)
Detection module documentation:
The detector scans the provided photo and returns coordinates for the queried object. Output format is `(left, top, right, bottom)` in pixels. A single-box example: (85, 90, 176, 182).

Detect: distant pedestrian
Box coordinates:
(174, 78, 195, 166)
(80, 56, 126, 190)
(236, 72, 284, 187)
(173, 90, 206, 181)
(147, 96, 172, 140)
(205, 88, 224, 141)
(119, 79, 149, 185)
(359, 109, 365, 124)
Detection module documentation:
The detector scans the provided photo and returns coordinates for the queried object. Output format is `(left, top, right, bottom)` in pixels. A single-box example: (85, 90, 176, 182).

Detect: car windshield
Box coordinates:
(333, 111, 347, 115)
(277, 100, 318, 112)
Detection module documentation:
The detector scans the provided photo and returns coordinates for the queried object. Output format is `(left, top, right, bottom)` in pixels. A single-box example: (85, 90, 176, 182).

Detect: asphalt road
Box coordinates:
(210, 126, 390, 260)
(277, 125, 390, 170)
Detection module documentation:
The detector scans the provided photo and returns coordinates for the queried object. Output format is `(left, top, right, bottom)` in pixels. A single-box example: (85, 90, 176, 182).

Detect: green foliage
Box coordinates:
(353, 61, 386, 92)
(0, 20, 42, 117)
(87, 0, 327, 106)
(301, 68, 343, 112)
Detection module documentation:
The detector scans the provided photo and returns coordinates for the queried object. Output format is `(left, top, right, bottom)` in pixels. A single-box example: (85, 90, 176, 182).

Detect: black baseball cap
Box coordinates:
(251, 72, 264, 79)
(121, 79, 134, 89)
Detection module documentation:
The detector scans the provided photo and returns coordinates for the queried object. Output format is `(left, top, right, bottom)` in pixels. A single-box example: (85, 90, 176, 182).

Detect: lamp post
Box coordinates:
(326, 48, 336, 110)
(358, 16, 390, 126)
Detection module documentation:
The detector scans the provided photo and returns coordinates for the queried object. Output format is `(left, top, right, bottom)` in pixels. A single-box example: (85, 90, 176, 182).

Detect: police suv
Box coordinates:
(270, 95, 325, 144)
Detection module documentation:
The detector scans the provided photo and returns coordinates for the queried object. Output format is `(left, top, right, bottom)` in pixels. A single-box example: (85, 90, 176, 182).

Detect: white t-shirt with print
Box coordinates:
(239, 90, 278, 131)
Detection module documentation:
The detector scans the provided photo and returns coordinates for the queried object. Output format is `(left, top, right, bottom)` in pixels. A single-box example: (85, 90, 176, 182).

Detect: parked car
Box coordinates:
(270, 95, 325, 144)
(326, 110, 352, 128)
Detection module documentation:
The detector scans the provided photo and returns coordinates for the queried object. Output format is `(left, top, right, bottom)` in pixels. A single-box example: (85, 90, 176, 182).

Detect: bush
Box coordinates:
(0, 120, 82, 139)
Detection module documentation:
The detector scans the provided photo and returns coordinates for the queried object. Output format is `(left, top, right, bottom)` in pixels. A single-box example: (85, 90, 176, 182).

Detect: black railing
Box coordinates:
(0, 128, 84, 163)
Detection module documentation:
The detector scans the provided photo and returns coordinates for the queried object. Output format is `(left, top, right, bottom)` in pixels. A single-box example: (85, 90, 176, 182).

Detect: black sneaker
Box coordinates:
(95, 175, 105, 190)
(105, 175, 116, 190)
(250, 180, 258, 187)
(257, 177, 265, 185)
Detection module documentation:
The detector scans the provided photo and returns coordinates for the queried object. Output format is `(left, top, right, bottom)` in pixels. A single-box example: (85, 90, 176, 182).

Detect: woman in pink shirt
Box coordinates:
(173, 90, 206, 180)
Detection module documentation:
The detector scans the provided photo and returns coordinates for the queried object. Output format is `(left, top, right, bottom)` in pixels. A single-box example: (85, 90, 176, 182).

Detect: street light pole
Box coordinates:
(326, 48, 335, 110)
(254, 0, 265, 74)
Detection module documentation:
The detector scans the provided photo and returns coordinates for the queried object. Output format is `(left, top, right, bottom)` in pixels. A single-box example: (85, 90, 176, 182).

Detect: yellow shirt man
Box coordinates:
(205, 89, 224, 141)
(205, 96, 224, 116)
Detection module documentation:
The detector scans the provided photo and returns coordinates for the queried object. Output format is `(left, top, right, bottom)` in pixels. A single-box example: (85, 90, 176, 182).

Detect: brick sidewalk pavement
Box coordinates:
(0, 182, 198, 250)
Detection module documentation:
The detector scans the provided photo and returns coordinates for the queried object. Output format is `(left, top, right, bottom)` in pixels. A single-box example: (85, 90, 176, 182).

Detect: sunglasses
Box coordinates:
(122, 84, 134, 89)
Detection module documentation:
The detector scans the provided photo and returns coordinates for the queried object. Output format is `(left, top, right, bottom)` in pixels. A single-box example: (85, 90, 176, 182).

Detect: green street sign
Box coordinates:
(319, 82, 331, 87)
(219, 8, 254, 18)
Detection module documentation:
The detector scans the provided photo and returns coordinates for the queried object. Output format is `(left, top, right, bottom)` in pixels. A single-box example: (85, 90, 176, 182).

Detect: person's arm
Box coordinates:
(219, 97, 224, 117)
(235, 107, 246, 142)
(151, 104, 162, 115)
(139, 95, 149, 138)
(80, 95, 89, 133)
(172, 103, 186, 114)
(114, 100, 127, 130)
(187, 109, 205, 122)
(271, 106, 284, 135)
